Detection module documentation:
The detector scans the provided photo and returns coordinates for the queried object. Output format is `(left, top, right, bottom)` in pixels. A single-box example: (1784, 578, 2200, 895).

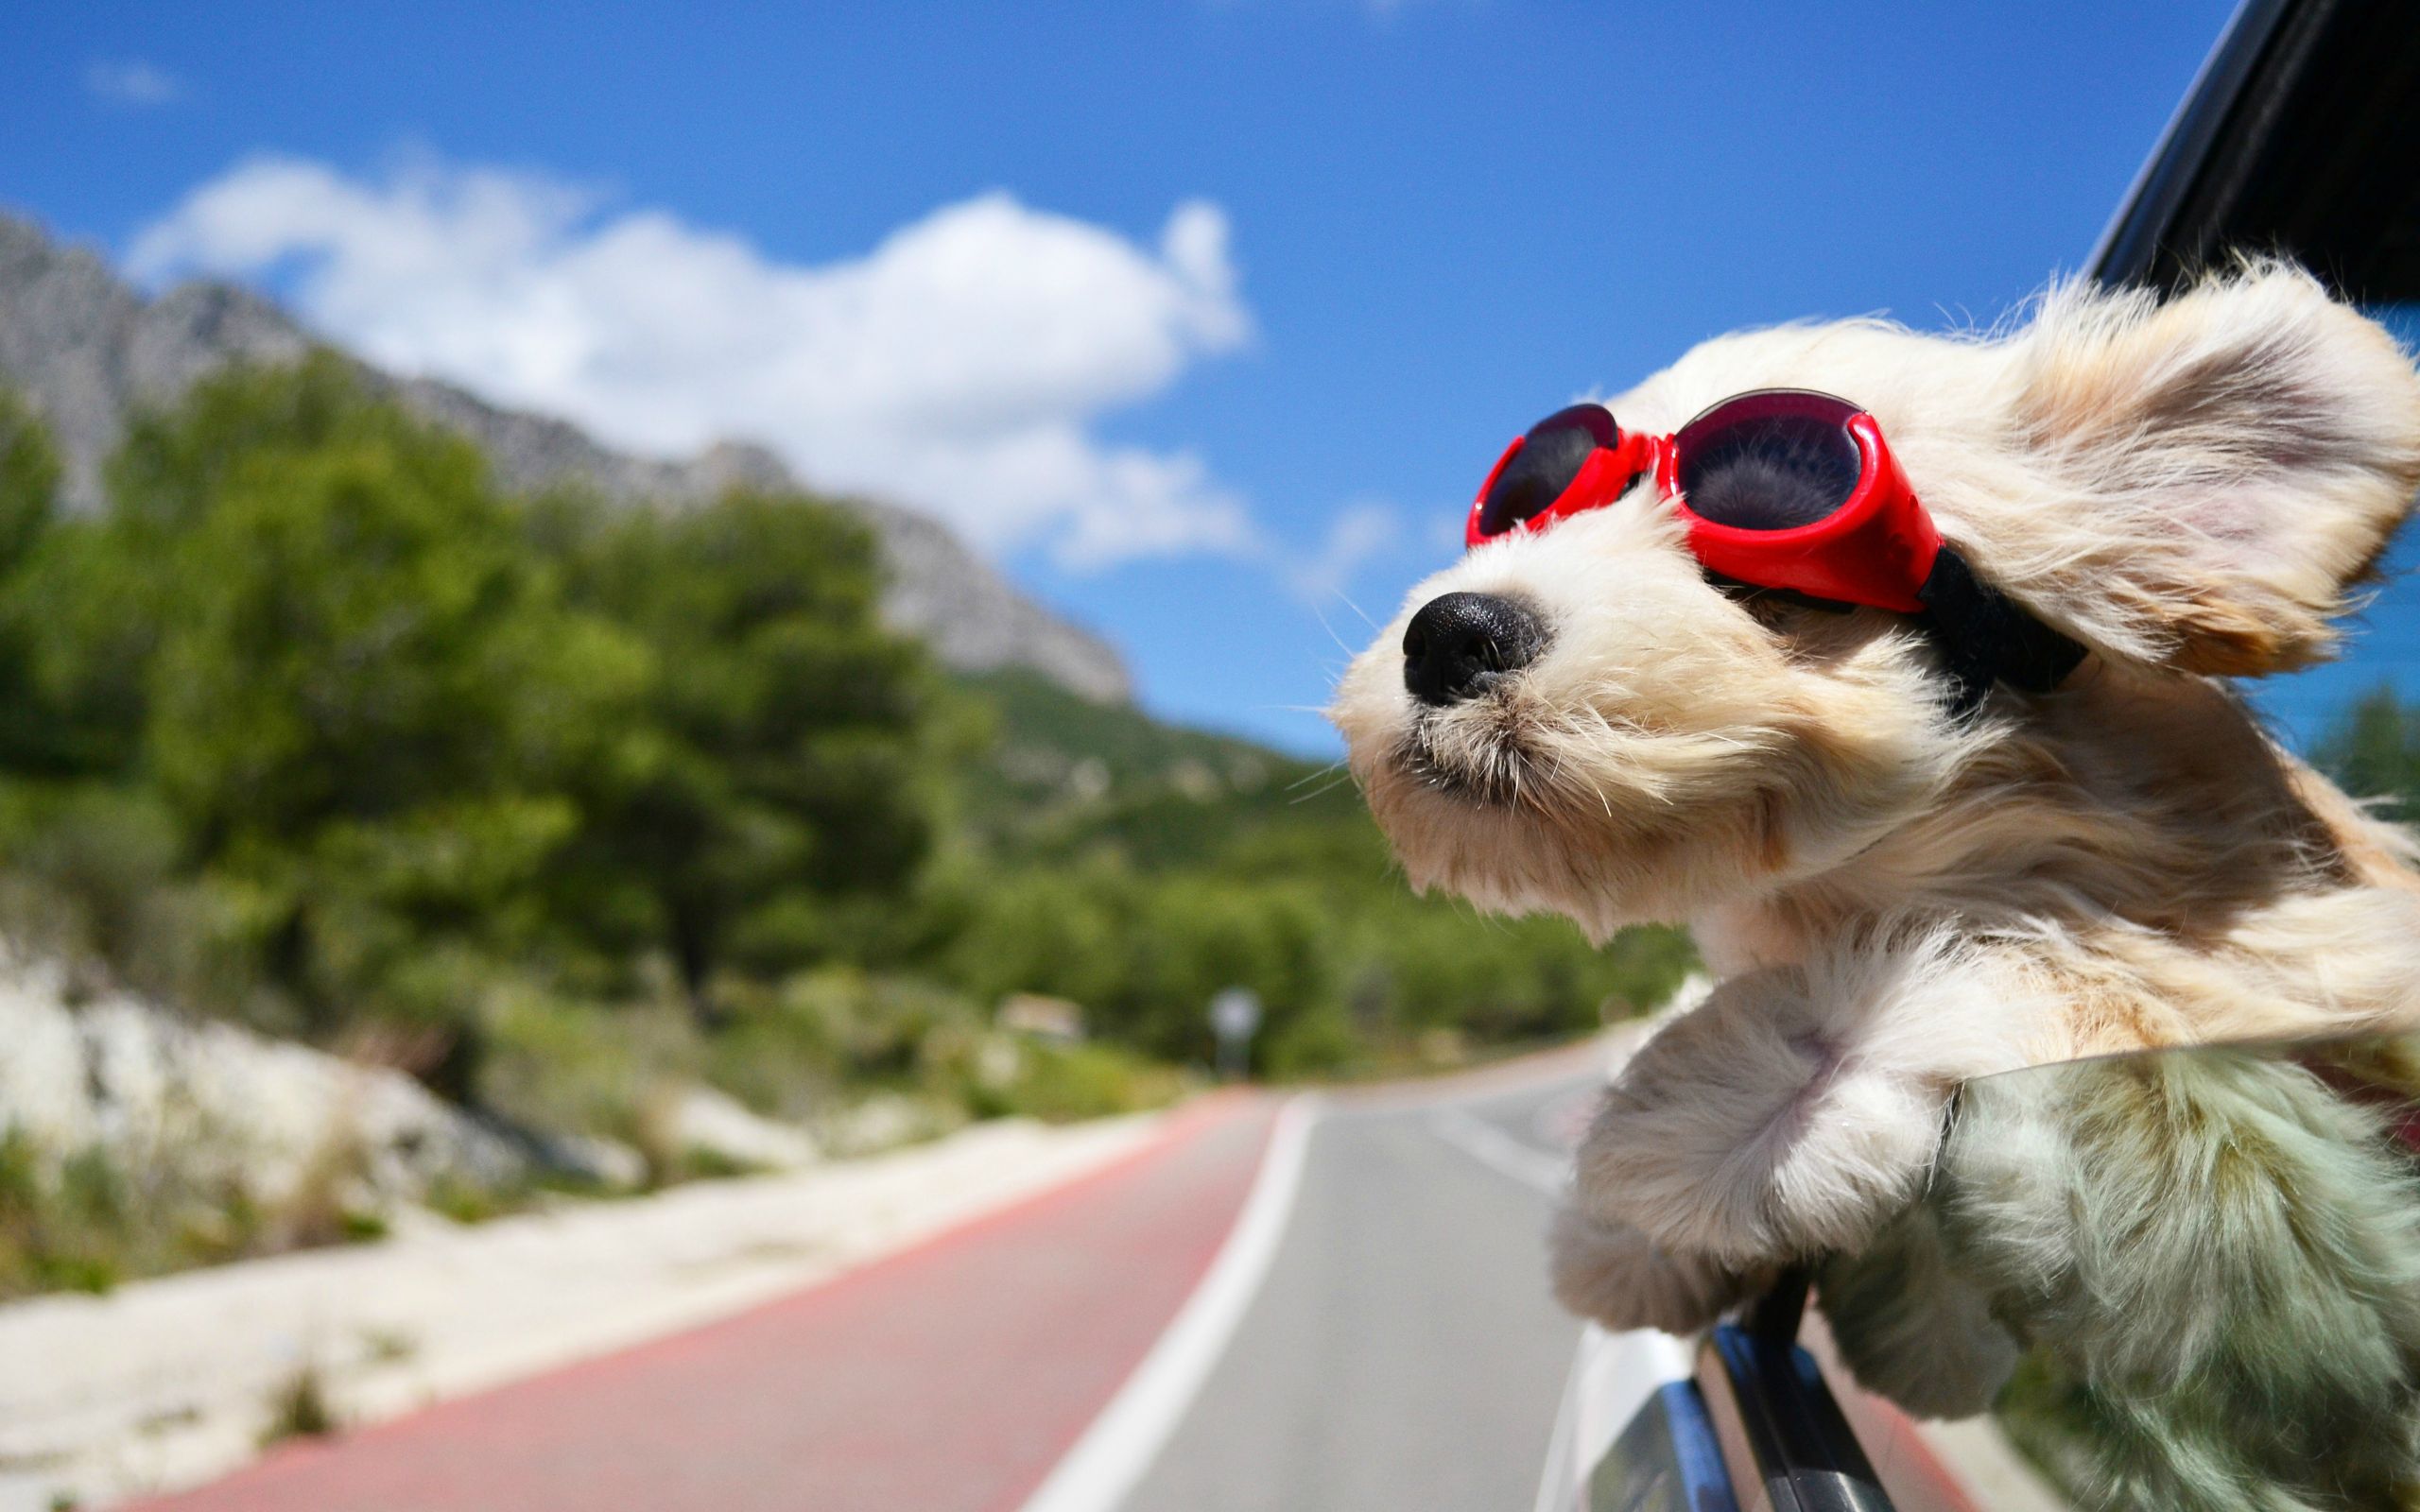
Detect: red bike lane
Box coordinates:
(134, 1093, 1278, 1512)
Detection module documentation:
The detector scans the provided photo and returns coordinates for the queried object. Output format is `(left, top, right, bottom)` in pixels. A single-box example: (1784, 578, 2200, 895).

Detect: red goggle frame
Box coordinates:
(1463, 388, 1945, 614)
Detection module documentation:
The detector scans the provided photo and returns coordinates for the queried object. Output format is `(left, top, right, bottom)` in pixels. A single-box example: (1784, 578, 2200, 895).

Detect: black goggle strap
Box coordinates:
(1914, 545, 2088, 716)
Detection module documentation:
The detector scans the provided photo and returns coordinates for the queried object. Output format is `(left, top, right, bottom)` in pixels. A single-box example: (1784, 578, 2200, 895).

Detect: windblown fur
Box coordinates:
(1329, 266, 2420, 1501)
(1932, 1047, 2420, 1509)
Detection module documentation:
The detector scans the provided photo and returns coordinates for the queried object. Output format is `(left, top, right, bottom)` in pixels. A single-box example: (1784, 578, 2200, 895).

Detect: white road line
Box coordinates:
(1426, 1106, 1570, 1196)
(1016, 1093, 1322, 1512)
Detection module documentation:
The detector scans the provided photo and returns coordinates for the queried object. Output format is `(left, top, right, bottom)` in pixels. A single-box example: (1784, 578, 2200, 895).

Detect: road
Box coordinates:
(128, 1050, 1607, 1512)
(1124, 1057, 1601, 1512)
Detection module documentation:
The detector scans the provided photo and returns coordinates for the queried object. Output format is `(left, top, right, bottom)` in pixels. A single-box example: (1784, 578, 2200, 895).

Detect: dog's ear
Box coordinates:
(2006, 265, 2420, 676)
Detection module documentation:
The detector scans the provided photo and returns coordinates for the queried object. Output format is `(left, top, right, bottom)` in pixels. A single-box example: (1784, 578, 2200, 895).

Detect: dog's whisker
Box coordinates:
(1285, 759, 1347, 792)
(1290, 771, 1358, 804)
(1307, 603, 1361, 662)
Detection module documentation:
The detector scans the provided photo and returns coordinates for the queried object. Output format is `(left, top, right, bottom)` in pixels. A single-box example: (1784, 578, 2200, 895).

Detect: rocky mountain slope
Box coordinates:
(0, 211, 1130, 702)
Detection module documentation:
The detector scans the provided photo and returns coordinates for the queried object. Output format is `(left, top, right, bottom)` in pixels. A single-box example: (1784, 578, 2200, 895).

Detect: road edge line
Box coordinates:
(1425, 1105, 1568, 1195)
(1014, 1092, 1321, 1512)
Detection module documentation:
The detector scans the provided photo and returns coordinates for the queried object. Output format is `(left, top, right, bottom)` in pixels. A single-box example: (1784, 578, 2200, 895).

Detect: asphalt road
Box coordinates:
(1122, 1057, 1603, 1512)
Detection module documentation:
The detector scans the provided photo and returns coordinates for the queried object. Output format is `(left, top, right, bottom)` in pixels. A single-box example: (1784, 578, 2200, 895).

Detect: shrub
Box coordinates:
(473, 985, 699, 1157)
(258, 1365, 337, 1446)
(989, 1040, 1188, 1123)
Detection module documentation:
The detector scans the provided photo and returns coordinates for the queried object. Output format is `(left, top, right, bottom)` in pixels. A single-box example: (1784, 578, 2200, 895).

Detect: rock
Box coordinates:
(0, 955, 525, 1207)
(995, 993, 1085, 1042)
(0, 210, 1131, 704)
(519, 1128, 649, 1193)
(822, 1093, 951, 1159)
(669, 1087, 819, 1172)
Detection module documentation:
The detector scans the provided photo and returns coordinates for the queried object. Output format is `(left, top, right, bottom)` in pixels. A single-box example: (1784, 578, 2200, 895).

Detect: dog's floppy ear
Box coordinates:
(2006, 265, 2420, 676)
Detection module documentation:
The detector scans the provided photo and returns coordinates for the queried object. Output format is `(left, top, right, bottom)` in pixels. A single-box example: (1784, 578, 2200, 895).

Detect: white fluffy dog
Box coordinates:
(1330, 266, 2420, 1367)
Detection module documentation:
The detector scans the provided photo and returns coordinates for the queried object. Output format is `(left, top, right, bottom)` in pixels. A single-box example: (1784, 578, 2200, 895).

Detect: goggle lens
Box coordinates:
(1476, 404, 1619, 539)
(1671, 391, 1864, 533)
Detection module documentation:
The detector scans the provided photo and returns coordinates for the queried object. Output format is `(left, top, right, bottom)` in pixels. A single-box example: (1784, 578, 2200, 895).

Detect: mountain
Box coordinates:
(956, 666, 1351, 870)
(0, 211, 1131, 703)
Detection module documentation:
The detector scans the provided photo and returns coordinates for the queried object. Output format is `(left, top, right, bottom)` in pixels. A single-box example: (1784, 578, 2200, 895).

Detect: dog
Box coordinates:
(1330, 265, 2420, 1487)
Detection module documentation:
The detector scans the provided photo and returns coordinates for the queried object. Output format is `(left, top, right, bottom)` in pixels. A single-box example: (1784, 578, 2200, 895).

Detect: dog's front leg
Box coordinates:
(1548, 1205, 1768, 1334)
(1573, 941, 2015, 1268)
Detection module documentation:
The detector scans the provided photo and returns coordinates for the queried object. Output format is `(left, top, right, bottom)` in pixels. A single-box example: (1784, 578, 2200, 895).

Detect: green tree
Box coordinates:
(100, 364, 646, 1030)
(1115, 877, 1333, 1061)
(0, 390, 57, 568)
(554, 490, 937, 1005)
(0, 393, 63, 770)
(2317, 684, 2420, 824)
(14, 355, 470, 782)
(940, 860, 1134, 1014)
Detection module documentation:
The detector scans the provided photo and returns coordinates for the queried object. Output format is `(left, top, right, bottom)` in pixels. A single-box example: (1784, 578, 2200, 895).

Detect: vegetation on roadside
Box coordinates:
(258, 1365, 337, 1447)
(0, 1114, 420, 1301)
(2317, 683, 2420, 824)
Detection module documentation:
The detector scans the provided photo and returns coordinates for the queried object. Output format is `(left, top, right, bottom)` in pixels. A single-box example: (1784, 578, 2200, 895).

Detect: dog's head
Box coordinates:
(1332, 266, 2420, 938)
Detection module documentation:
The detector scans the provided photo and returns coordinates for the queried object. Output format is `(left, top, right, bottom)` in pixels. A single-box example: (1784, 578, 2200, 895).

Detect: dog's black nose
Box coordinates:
(1403, 592, 1546, 706)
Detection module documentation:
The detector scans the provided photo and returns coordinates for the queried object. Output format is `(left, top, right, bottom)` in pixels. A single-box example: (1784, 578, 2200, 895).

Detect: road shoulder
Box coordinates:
(3, 1109, 1159, 1512)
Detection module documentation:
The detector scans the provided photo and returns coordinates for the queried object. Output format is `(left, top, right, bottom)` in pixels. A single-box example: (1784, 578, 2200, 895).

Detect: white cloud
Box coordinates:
(1281, 499, 1401, 605)
(85, 60, 182, 108)
(129, 154, 1255, 568)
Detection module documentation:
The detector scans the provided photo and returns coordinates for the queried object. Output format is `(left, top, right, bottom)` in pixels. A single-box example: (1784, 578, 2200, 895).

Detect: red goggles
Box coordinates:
(1463, 388, 2084, 708)
(1465, 388, 1943, 613)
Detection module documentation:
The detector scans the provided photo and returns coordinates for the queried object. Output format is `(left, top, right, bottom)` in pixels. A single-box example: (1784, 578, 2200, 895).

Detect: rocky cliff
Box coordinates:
(0, 212, 1131, 702)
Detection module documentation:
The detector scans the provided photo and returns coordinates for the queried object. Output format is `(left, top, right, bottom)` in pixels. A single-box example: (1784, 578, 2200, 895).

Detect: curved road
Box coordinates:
(130, 1050, 1606, 1512)
(1125, 1059, 1600, 1512)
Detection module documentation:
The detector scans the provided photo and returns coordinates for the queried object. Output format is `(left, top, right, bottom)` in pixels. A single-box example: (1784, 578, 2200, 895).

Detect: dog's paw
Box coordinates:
(1575, 962, 1959, 1265)
(1548, 1205, 1762, 1334)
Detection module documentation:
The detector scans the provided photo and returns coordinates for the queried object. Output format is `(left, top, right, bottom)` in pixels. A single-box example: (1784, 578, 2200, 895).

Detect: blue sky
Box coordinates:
(7, 0, 2411, 756)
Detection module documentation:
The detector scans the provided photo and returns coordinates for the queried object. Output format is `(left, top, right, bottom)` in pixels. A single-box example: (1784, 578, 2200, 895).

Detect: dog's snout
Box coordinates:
(1402, 592, 1545, 706)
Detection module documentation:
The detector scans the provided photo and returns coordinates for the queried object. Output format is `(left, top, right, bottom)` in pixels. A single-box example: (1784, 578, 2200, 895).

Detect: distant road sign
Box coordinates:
(1209, 988, 1261, 1040)
(1208, 988, 1262, 1078)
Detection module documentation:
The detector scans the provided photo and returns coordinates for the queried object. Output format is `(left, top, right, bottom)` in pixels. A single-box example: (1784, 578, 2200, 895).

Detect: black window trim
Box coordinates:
(2090, 0, 2307, 288)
